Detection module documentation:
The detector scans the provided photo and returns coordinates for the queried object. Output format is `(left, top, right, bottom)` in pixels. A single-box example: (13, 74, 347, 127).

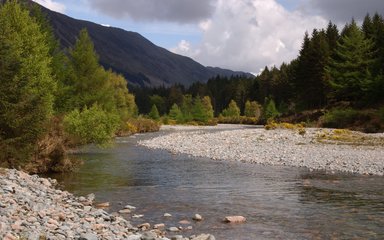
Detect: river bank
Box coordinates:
(140, 125, 384, 176)
(0, 168, 215, 240)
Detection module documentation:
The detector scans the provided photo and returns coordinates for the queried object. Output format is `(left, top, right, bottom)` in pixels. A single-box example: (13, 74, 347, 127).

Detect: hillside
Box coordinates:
(38, 5, 251, 87)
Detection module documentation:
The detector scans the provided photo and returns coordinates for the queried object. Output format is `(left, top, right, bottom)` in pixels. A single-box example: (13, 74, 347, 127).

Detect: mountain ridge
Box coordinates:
(37, 3, 252, 87)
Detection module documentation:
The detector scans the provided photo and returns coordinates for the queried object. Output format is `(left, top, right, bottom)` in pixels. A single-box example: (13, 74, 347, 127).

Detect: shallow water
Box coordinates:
(48, 128, 384, 239)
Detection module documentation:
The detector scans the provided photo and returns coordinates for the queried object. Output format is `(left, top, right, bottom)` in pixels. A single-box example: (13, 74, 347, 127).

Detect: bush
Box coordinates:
(121, 117, 161, 135)
(63, 105, 120, 146)
(322, 108, 361, 129)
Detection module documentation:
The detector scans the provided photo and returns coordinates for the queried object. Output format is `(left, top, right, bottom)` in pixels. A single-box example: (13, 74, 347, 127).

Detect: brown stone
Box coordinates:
(118, 209, 131, 214)
(178, 220, 191, 225)
(138, 222, 151, 230)
(223, 216, 246, 223)
(96, 202, 110, 208)
(153, 223, 165, 229)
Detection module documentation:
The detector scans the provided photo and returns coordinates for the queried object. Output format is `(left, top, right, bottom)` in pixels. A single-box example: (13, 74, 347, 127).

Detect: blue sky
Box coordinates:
(33, 0, 384, 73)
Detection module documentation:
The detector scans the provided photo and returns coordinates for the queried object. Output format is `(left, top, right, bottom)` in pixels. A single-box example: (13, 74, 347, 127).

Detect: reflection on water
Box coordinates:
(48, 129, 384, 240)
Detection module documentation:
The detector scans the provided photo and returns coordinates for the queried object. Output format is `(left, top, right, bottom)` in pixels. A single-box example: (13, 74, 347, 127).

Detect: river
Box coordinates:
(48, 127, 384, 239)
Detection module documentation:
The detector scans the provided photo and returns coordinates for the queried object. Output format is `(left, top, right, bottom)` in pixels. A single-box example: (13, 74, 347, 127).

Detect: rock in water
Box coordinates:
(192, 214, 203, 221)
(223, 216, 246, 223)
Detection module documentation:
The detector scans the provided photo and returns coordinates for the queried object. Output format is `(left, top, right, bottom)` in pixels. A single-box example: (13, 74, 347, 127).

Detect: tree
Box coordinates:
(294, 29, 330, 109)
(68, 29, 114, 111)
(181, 94, 194, 122)
(148, 104, 160, 120)
(264, 98, 279, 121)
(0, 0, 56, 166)
(221, 100, 240, 117)
(107, 70, 137, 120)
(202, 96, 214, 120)
(169, 103, 183, 123)
(244, 100, 262, 119)
(326, 21, 376, 103)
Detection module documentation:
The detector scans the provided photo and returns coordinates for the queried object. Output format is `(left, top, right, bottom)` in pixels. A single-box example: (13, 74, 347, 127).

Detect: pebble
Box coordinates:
(139, 126, 384, 176)
(0, 168, 214, 240)
(168, 227, 181, 232)
(119, 209, 131, 214)
(164, 213, 172, 217)
(193, 214, 203, 221)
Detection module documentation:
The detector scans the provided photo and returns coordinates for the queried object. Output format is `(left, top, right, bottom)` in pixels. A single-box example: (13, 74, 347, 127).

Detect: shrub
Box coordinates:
(122, 117, 161, 134)
(322, 108, 361, 129)
(63, 105, 120, 146)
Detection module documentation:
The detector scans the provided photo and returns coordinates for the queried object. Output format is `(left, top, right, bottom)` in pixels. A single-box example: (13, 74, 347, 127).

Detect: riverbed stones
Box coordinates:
(223, 216, 246, 223)
(0, 168, 212, 240)
(193, 214, 203, 221)
(154, 223, 166, 229)
(139, 126, 384, 176)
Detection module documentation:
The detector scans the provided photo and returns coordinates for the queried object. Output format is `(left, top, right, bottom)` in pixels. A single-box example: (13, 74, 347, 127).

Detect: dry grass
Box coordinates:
(265, 121, 306, 135)
(316, 129, 384, 146)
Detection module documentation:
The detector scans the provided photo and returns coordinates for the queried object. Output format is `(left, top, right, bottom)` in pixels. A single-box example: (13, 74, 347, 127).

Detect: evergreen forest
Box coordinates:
(132, 16, 384, 131)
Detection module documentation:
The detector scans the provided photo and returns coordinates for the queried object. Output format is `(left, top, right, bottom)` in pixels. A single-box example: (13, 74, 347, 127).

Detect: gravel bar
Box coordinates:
(140, 125, 384, 176)
(0, 168, 215, 240)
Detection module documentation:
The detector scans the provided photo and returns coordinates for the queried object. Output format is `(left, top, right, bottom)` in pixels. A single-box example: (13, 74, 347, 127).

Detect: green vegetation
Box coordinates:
(0, 1, 151, 172)
(63, 105, 120, 146)
(131, 14, 384, 132)
(0, 1, 56, 168)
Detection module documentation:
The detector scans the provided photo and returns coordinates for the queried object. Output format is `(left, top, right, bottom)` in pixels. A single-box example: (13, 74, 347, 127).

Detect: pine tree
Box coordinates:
(169, 103, 183, 123)
(68, 29, 114, 111)
(327, 21, 376, 103)
(264, 98, 279, 121)
(0, 0, 56, 166)
(294, 30, 330, 109)
(148, 104, 160, 120)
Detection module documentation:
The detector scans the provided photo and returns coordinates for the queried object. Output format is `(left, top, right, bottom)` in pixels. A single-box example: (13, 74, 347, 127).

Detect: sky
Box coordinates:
(32, 0, 384, 74)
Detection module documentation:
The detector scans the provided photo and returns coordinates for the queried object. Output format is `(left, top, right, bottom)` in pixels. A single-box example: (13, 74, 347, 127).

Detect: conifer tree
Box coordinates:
(68, 29, 114, 111)
(148, 104, 160, 120)
(327, 21, 376, 103)
(169, 103, 183, 123)
(0, 0, 56, 166)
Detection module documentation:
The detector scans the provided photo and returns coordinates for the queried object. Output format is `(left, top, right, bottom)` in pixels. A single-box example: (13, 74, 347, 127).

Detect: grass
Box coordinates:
(316, 129, 384, 146)
(265, 121, 306, 135)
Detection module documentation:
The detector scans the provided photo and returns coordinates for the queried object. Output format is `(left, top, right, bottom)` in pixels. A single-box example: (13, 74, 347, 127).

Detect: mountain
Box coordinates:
(33, 4, 252, 87)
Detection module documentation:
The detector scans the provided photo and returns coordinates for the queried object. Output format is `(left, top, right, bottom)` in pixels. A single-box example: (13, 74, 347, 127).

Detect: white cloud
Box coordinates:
(32, 0, 66, 13)
(172, 0, 327, 73)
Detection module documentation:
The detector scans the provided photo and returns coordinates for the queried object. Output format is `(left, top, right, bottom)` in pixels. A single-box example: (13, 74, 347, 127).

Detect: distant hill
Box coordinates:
(32, 3, 253, 87)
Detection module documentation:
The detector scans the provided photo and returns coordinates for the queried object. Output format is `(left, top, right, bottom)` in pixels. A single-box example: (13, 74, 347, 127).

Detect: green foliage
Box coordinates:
(181, 94, 194, 122)
(244, 100, 262, 120)
(67, 29, 114, 111)
(148, 104, 160, 120)
(63, 105, 119, 146)
(221, 100, 240, 117)
(191, 97, 207, 123)
(150, 95, 166, 115)
(322, 108, 361, 129)
(0, 0, 56, 167)
(264, 98, 280, 121)
(107, 70, 137, 120)
(169, 103, 183, 123)
(327, 21, 376, 103)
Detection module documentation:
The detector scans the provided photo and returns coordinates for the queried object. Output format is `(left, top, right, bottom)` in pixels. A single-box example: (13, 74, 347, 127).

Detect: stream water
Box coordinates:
(48, 127, 384, 239)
